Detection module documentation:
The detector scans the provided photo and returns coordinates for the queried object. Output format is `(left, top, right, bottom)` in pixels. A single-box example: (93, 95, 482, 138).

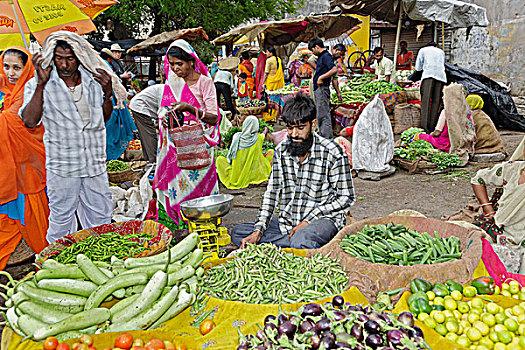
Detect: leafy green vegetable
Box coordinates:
(400, 127, 425, 142)
(395, 135, 460, 170)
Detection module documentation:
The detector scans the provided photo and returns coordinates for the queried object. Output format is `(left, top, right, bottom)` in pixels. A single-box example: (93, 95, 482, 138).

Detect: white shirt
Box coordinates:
(20, 66, 107, 178)
(415, 46, 447, 83)
(213, 70, 234, 90)
(129, 84, 164, 118)
(372, 56, 394, 80)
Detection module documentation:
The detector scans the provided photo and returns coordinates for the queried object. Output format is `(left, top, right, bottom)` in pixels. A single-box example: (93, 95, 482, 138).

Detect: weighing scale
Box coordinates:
(180, 194, 233, 262)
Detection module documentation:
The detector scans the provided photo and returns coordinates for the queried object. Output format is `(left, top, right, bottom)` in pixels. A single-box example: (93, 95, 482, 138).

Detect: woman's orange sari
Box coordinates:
(0, 47, 48, 269)
(238, 60, 255, 99)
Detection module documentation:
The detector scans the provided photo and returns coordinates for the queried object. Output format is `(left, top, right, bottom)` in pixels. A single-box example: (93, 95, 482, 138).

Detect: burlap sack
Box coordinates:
(472, 109, 507, 155)
(393, 157, 438, 174)
(311, 216, 482, 302)
(393, 103, 421, 134)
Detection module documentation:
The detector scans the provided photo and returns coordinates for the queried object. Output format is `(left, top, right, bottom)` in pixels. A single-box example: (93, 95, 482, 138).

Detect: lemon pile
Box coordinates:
(419, 290, 525, 350)
(494, 280, 525, 300)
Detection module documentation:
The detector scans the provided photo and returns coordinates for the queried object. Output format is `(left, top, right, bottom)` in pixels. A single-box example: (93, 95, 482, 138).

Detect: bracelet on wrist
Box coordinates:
(480, 203, 493, 207)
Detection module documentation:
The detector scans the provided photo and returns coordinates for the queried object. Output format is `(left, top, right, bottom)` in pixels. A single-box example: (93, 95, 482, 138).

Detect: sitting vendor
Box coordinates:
(471, 160, 525, 247)
(216, 115, 273, 190)
(230, 93, 355, 249)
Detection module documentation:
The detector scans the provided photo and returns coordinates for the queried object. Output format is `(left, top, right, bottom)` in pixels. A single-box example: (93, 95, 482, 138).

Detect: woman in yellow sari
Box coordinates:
(216, 116, 273, 189)
(262, 47, 285, 121)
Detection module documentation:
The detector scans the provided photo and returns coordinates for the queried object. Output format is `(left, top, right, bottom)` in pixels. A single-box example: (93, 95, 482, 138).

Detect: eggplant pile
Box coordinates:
(237, 295, 430, 350)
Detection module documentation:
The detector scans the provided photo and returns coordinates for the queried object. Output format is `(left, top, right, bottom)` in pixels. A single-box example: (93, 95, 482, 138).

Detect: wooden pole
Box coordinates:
(441, 22, 445, 51)
(392, 5, 404, 71)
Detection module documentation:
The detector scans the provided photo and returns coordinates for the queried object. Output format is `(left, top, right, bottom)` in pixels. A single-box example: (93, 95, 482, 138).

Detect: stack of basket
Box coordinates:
(108, 161, 147, 184)
(237, 104, 267, 116)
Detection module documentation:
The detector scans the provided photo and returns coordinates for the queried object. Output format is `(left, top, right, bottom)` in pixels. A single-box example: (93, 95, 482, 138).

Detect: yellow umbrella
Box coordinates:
(0, 0, 117, 50)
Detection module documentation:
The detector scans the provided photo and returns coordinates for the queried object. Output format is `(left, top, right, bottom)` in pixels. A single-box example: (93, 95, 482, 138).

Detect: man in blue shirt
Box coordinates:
(308, 37, 338, 139)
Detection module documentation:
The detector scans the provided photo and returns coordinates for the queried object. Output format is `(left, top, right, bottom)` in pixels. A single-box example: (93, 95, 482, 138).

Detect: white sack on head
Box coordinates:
(352, 95, 394, 172)
(40, 31, 127, 108)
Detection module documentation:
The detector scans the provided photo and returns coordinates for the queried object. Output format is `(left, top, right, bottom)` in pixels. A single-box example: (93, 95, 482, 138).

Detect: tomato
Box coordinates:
(114, 334, 134, 350)
(57, 344, 71, 350)
(88, 347, 97, 350)
(72, 344, 81, 350)
(144, 339, 165, 350)
(76, 344, 89, 350)
(130, 347, 146, 350)
(80, 335, 94, 346)
(175, 345, 187, 350)
(163, 342, 175, 350)
(199, 319, 216, 335)
(133, 340, 144, 348)
(44, 337, 59, 350)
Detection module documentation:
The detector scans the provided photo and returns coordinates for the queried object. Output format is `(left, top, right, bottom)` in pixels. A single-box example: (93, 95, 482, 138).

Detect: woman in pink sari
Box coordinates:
(154, 40, 220, 225)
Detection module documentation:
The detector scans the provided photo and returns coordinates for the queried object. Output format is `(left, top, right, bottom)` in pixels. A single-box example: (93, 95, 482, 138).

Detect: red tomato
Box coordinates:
(131, 347, 146, 350)
(144, 339, 165, 350)
(88, 347, 97, 350)
(175, 345, 186, 350)
(199, 319, 215, 335)
(43, 338, 59, 350)
(80, 335, 94, 346)
(57, 343, 71, 350)
(114, 334, 134, 350)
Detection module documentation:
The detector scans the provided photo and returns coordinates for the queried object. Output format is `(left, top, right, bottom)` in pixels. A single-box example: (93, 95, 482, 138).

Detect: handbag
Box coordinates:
(168, 109, 211, 170)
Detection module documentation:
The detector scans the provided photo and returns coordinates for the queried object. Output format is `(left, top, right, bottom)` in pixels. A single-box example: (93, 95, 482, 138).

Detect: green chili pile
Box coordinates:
(340, 224, 462, 266)
(199, 243, 348, 304)
(51, 232, 156, 264)
(106, 160, 130, 172)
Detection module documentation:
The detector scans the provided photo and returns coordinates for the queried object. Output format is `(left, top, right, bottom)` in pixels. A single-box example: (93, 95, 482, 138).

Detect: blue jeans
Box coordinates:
(230, 217, 338, 249)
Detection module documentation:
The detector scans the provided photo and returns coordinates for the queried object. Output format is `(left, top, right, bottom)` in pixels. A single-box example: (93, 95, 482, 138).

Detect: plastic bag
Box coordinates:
(352, 95, 394, 172)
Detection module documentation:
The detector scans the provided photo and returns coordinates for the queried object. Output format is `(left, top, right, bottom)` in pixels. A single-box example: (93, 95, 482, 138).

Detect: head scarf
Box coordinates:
(466, 94, 484, 110)
(0, 47, 46, 204)
(227, 115, 260, 162)
(161, 39, 220, 146)
(40, 31, 127, 108)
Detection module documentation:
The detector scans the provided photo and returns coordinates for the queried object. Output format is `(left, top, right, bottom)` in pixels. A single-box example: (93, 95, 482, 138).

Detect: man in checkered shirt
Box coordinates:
(21, 35, 114, 243)
(231, 93, 355, 249)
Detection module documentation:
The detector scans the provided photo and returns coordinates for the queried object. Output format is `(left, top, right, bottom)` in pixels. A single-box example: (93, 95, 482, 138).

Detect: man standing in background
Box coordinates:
(371, 47, 394, 82)
(308, 37, 338, 139)
(415, 41, 447, 132)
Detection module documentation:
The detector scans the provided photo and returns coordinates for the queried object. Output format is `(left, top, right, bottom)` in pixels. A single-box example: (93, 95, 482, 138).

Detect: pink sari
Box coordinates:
(153, 39, 221, 224)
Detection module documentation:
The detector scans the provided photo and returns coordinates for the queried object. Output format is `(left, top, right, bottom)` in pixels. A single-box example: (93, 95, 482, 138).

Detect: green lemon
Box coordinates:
(475, 346, 489, 350)
(502, 283, 510, 291)
(505, 344, 520, 350)
(495, 313, 508, 324)
(446, 332, 459, 342)
(497, 330, 513, 344)
(444, 310, 456, 319)
(502, 290, 512, 298)
(474, 321, 491, 336)
(435, 323, 448, 336)
(489, 331, 501, 343)
(481, 313, 496, 327)
(456, 335, 472, 348)
(446, 320, 460, 333)
(487, 302, 500, 315)
(458, 301, 471, 314)
(518, 335, 525, 348)
(434, 296, 445, 306)
(469, 313, 481, 324)
(503, 317, 518, 333)
(427, 290, 436, 301)
(479, 337, 495, 350)
(467, 327, 483, 342)
(471, 297, 485, 309)
(451, 290, 463, 301)
(418, 312, 429, 322)
(493, 343, 506, 350)
(494, 324, 508, 333)
(445, 298, 458, 311)
(433, 311, 446, 324)
(509, 285, 520, 295)
(464, 286, 478, 298)
(518, 291, 525, 301)
(471, 307, 484, 316)
(518, 324, 525, 336)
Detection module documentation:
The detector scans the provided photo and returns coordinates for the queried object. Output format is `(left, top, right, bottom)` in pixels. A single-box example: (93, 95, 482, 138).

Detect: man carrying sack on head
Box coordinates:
(21, 31, 127, 243)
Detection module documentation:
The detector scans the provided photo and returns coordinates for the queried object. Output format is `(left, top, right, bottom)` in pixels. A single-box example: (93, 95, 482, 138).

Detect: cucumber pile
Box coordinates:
(1, 233, 202, 342)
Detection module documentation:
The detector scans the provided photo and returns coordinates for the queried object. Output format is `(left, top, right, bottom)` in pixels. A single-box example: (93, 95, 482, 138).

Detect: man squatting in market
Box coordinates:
(231, 93, 356, 249)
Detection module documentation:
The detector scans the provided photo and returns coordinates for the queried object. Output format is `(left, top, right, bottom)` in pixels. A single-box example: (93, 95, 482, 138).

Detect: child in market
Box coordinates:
(237, 73, 249, 102)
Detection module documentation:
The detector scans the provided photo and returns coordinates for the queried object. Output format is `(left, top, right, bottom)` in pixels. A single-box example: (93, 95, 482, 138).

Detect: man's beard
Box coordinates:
(287, 132, 314, 157)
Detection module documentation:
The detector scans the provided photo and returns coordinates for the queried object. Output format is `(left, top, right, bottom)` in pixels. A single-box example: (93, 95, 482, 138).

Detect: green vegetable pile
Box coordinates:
(106, 160, 130, 172)
(50, 232, 158, 264)
(199, 243, 347, 304)
(331, 89, 368, 104)
(340, 224, 463, 266)
(266, 84, 298, 95)
(394, 129, 461, 170)
(357, 80, 403, 97)
(4, 234, 201, 341)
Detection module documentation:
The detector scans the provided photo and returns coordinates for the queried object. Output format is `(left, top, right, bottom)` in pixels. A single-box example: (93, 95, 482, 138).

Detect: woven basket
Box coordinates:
(394, 156, 438, 174)
(237, 105, 266, 116)
(6, 238, 34, 266)
(108, 161, 147, 184)
(405, 88, 421, 100)
(37, 220, 173, 265)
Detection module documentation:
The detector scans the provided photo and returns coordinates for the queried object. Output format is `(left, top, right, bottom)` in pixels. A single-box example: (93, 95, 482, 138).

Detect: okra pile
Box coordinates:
(200, 243, 348, 304)
(1, 233, 202, 342)
(340, 224, 462, 266)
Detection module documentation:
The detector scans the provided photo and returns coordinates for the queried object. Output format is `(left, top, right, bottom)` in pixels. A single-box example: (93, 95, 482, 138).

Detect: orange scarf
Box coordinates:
(0, 47, 46, 204)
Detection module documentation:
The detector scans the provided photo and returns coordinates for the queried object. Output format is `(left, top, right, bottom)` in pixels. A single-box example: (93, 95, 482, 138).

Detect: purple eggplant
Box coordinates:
(332, 295, 345, 308)
(277, 314, 288, 325)
(315, 318, 331, 333)
(364, 320, 381, 334)
(347, 304, 361, 312)
(321, 335, 336, 349)
(381, 313, 394, 326)
(357, 313, 369, 323)
(354, 344, 366, 350)
(365, 334, 384, 349)
(264, 322, 278, 338)
(302, 303, 323, 317)
(397, 312, 414, 328)
(278, 320, 297, 339)
(350, 324, 364, 341)
(256, 330, 267, 341)
(300, 320, 315, 333)
(368, 312, 382, 322)
(333, 310, 347, 321)
(408, 326, 423, 338)
(335, 343, 352, 349)
(264, 314, 276, 324)
(310, 334, 321, 349)
(236, 346, 248, 350)
(387, 330, 405, 347)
